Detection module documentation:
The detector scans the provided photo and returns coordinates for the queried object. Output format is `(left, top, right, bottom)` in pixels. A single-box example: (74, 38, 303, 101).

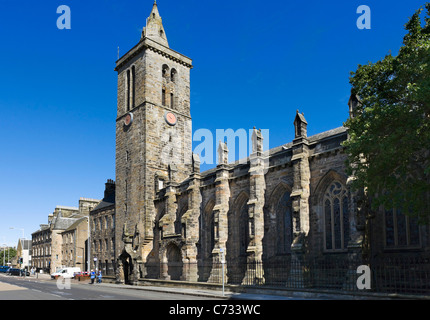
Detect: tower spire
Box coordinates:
(142, 1, 169, 47)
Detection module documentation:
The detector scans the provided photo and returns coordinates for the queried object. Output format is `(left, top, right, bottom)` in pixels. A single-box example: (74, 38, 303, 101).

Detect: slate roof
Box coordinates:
(51, 214, 85, 231)
(63, 217, 87, 233)
(19, 239, 32, 250)
(92, 200, 115, 212)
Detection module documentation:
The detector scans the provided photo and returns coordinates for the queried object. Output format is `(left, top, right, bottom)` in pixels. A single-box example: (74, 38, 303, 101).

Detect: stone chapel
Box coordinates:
(112, 2, 429, 285)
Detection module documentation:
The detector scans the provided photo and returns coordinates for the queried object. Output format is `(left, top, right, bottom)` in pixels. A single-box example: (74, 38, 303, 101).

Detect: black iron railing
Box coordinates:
(370, 257, 430, 295)
(98, 262, 116, 276)
(142, 256, 430, 295)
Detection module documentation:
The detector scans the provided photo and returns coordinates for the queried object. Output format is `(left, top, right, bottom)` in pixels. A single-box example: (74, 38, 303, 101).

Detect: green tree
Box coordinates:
(0, 248, 17, 266)
(344, 3, 430, 220)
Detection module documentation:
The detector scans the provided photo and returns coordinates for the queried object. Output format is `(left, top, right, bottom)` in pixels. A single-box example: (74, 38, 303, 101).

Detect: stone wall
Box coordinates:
(137, 121, 360, 283)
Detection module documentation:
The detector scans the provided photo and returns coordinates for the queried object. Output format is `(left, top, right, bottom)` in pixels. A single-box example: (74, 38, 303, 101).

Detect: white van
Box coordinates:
(51, 267, 81, 279)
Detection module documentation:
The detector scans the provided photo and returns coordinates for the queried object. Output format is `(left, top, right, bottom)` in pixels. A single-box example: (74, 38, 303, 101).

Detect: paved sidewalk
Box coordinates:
(90, 282, 378, 300)
(0, 281, 27, 292)
(7, 273, 423, 300)
(94, 282, 292, 300)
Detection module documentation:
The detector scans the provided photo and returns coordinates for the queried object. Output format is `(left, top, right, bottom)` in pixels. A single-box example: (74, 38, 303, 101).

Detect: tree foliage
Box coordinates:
(344, 3, 430, 220)
(0, 248, 17, 266)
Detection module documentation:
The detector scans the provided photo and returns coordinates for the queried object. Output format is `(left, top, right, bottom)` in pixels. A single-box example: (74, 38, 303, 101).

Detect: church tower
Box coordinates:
(114, 1, 193, 282)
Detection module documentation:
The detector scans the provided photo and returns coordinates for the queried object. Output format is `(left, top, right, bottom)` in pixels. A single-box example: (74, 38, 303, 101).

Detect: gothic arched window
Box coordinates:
(125, 66, 136, 111)
(203, 201, 215, 260)
(126, 69, 131, 111)
(276, 191, 293, 254)
(131, 65, 136, 109)
(170, 68, 177, 82)
(385, 207, 420, 248)
(239, 200, 249, 256)
(162, 64, 169, 79)
(324, 181, 350, 251)
(176, 204, 188, 238)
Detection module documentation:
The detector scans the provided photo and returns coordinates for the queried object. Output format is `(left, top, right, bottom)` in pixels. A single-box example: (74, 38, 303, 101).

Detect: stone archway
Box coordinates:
(166, 243, 183, 280)
(116, 223, 142, 285)
(119, 251, 133, 284)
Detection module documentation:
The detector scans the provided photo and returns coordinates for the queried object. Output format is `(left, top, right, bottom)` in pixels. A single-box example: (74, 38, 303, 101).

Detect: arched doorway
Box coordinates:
(119, 251, 133, 284)
(166, 243, 183, 280)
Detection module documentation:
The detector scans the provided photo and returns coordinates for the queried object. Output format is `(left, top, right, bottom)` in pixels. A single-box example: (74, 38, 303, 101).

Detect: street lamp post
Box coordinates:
(3, 246, 10, 266)
(77, 247, 85, 270)
(2, 244, 5, 266)
(2, 244, 11, 270)
(10, 227, 25, 277)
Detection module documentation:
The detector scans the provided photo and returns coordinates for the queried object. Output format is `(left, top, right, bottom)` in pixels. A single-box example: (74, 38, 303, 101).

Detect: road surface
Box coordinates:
(0, 274, 221, 300)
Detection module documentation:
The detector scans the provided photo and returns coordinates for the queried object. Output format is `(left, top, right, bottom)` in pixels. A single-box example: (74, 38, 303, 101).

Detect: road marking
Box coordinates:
(51, 290, 72, 296)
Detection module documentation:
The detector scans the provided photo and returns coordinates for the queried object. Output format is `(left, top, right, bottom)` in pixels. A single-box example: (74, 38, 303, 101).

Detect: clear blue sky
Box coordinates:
(0, 0, 426, 247)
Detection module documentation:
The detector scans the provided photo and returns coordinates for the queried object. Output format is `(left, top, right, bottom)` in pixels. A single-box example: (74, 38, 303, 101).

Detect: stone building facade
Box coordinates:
(112, 2, 430, 285)
(31, 224, 51, 272)
(31, 199, 99, 273)
(61, 217, 88, 270)
(90, 179, 116, 274)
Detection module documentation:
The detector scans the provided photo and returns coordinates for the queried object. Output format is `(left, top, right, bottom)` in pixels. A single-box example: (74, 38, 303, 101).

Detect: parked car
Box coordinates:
(0, 266, 10, 273)
(7, 268, 29, 276)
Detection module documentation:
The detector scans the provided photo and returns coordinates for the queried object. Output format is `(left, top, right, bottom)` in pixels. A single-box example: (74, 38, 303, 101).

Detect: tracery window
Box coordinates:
(276, 191, 292, 254)
(239, 200, 249, 256)
(202, 201, 215, 260)
(324, 181, 350, 251)
(385, 207, 420, 248)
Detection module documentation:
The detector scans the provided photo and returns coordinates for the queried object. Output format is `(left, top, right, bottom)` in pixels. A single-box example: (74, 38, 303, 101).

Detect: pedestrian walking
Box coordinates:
(90, 269, 95, 284)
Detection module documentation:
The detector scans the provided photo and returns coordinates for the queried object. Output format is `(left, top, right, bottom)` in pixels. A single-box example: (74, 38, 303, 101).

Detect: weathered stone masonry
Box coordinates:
(113, 2, 430, 285)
